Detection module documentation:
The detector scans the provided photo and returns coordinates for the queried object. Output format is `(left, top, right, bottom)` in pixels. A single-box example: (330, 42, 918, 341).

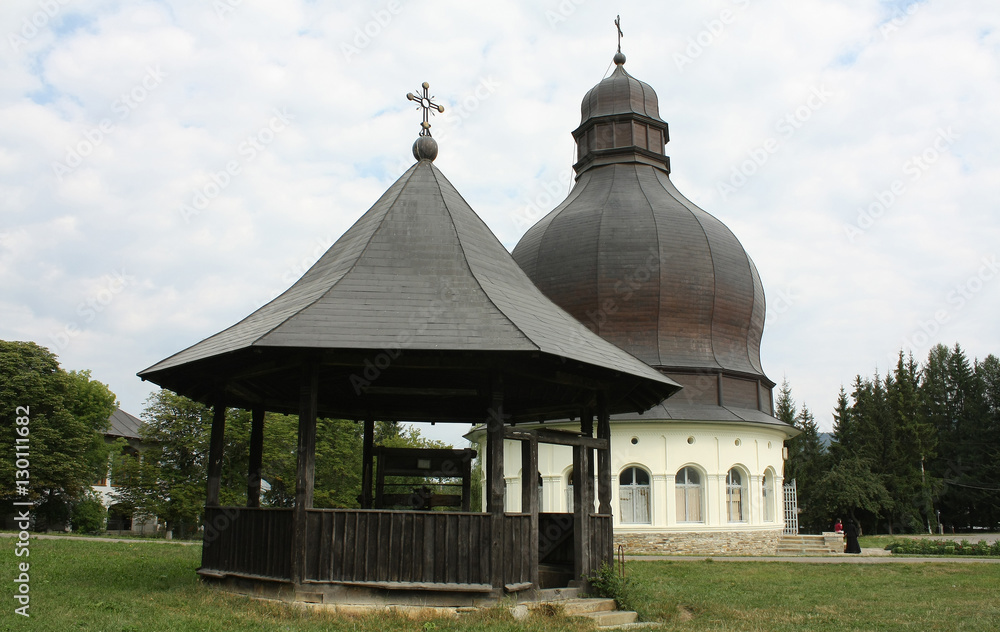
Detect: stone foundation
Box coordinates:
(614, 529, 782, 556)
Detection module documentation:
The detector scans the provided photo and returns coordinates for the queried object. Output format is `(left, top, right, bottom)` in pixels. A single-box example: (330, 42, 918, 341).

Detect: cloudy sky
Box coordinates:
(2, 0, 998, 443)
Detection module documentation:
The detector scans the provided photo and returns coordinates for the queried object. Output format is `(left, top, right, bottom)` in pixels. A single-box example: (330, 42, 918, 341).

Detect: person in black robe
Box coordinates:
(844, 519, 862, 554)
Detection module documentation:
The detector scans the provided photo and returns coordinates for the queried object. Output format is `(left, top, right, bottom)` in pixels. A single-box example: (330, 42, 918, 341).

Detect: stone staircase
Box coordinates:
(532, 587, 643, 629)
(777, 533, 844, 555)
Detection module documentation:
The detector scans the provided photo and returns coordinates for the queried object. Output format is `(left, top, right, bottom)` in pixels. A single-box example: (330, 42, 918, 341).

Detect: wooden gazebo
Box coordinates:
(138, 111, 680, 606)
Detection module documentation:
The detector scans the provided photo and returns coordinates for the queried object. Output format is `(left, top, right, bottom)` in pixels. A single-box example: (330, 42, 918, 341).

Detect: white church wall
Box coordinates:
(480, 418, 789, 554)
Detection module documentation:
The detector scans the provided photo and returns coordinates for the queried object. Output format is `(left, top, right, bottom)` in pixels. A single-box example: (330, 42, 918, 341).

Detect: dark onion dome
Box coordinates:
(513, 54, 779, 420)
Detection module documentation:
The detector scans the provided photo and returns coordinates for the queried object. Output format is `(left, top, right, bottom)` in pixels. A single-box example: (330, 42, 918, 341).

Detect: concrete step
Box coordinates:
(560, 598, 616, 615)
(533, 586, 580, 602)
(778, 533, 844, 554)
(580, 610, 639, 627)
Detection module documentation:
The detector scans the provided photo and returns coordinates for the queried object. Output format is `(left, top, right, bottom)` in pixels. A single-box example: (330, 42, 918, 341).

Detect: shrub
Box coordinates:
(70, 493, 107, 534)
(588, 562, 644, 617)
(886, 538, 1000, 557)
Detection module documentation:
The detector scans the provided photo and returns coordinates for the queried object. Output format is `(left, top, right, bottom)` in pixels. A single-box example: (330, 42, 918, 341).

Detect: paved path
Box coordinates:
(626, 550, 1000, 564)
(0, 532, 199, 545)
(5, 532, 999, 562)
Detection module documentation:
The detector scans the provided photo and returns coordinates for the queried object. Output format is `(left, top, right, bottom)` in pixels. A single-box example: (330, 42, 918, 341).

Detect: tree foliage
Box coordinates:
(0, 341, 117, 529)
(115, 389, 453, 537)
(787, 343, 999, 534)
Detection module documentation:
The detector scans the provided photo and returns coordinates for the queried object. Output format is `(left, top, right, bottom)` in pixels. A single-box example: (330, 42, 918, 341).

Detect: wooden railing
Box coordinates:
(201, 507, 572, 589)
(304, 509, 502, 586)
(500, 513, 532, 586)
(201, 507, 293, 580)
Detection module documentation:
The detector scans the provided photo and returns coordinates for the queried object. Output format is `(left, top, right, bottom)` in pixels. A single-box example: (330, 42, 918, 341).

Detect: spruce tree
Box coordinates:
(791, 404, 828, 532)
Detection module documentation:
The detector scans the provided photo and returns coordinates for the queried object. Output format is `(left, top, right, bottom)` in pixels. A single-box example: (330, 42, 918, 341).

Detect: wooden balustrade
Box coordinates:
(201, 507, 293, 580)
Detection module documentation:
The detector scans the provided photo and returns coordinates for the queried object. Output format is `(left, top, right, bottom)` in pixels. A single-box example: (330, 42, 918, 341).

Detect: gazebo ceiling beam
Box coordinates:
(360, 386, 480, 397)
(504, 427, 608, 449)
(502, 364, 610, 392)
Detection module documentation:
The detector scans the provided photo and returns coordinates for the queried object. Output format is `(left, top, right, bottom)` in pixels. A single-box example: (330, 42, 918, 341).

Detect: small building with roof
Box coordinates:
(470, 48, 798, 556)
(93, 408, 158, 534)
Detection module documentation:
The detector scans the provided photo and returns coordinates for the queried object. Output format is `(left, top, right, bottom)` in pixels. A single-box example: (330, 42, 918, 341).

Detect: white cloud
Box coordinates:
(1, 0, 998, 442)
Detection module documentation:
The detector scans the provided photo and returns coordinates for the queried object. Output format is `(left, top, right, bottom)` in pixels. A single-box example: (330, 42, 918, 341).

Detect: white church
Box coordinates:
(471, 49, 797, 556)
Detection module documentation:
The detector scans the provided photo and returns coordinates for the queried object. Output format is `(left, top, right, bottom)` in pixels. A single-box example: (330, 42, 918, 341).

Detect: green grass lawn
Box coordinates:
(2, 538, 999, 631)
(628, 559, 1000, 631)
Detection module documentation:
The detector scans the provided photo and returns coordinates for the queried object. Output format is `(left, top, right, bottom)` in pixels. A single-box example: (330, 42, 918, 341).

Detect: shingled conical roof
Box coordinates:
(140, 146, 680, 423)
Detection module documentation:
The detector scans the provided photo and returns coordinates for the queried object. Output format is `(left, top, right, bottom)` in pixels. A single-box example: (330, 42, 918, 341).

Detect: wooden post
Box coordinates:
(487, 374, 505, 593)
(581, 408, 595, 516)
(521, 435, 540, 588)
(292, 364, 318, 585)
(361, 417, 375, 509)
(205, 397, 226, 507)
(461, 450, 472, 512)
(572, 440, 592, 583)
(597, 393, 612, 516)
(247, 405, 265, 508)
(374, 447, 386, 508)
(597, 391, 613, 569)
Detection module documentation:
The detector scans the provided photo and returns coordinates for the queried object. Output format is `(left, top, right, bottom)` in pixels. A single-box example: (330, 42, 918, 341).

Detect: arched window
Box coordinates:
(618, 467, 651, 524)
(762, 470, 774, 522)
(675, 467, 703, 523)
(727, 468, 746, 522)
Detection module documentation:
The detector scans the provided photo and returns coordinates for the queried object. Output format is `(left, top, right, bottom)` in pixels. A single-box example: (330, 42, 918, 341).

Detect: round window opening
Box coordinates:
(630, 437, 639, 445)
(686, 436, 695, 445)
(734, 438, 742, 447)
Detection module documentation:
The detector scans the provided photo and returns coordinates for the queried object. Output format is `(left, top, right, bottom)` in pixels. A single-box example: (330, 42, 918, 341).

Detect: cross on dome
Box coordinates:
(406, 82, 445, 137)
(613, 16, 626, 65)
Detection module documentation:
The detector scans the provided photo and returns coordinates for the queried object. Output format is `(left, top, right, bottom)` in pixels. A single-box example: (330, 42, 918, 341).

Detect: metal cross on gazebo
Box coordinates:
(615, 15, 623, 54)
(406, 82, 445, 137)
